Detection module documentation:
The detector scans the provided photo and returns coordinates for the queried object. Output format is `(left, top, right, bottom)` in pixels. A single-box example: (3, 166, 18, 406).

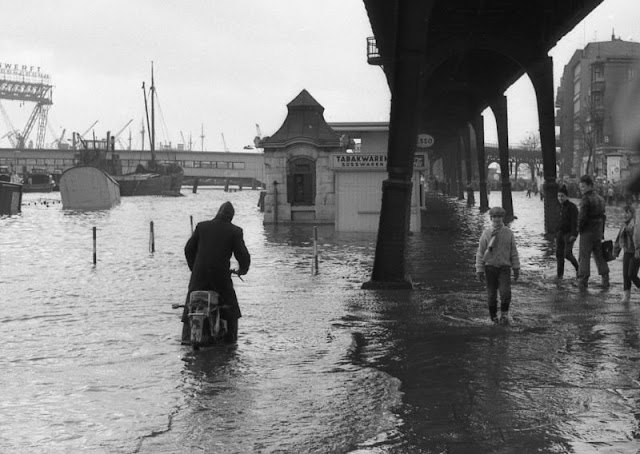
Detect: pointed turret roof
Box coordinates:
(260, 89, 340, 150)
(286, 89, 323, 110)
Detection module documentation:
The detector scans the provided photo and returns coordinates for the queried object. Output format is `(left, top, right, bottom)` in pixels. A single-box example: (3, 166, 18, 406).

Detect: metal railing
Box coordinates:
(366, 37, 382, 65)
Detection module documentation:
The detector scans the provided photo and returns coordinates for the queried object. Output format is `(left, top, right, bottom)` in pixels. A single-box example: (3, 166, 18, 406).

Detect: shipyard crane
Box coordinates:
(180, 130, 186, 150)
(0, 101, 18, 147)
(55, 128, 66, 148)
(221, 133, 229, 152)
(113, 119, 133, 149)
(0, 66, 52, 149)
(254, 123, 263, 148)
(79, 120, 99, 139)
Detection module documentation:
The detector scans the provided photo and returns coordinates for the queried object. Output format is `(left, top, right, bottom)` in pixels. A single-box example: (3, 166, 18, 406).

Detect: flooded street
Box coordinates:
(1, 189, 639, 453)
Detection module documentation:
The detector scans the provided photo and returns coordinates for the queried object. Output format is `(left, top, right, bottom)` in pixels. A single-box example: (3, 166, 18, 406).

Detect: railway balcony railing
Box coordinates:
(366, 37, 382, 66)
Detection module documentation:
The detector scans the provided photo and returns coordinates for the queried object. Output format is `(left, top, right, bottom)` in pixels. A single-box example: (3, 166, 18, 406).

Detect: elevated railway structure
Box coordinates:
(0, 148, 265, 188)
(362, 0, 604, 287)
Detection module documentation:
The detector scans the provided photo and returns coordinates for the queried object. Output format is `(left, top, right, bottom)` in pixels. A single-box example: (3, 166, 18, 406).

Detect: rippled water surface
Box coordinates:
(1, 189, 639, 453)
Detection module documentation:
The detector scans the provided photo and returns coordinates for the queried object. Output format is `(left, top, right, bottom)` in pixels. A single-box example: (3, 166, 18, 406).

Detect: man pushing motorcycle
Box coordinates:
(183, 201, 250, 343)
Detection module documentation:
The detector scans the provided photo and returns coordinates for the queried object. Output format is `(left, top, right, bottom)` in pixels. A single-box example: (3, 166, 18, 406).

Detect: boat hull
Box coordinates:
(59, 166, 121, 210)
(22, 183, 55, 193)
(115, 171, 183, 197)
(0, 181, 22, 215)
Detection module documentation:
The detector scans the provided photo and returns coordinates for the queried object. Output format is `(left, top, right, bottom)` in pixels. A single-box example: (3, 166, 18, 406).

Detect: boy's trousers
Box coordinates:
(485, 265, 511, 317)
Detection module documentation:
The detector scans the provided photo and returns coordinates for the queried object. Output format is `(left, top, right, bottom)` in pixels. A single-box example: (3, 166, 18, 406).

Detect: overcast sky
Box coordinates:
(1, 0, 638, 151)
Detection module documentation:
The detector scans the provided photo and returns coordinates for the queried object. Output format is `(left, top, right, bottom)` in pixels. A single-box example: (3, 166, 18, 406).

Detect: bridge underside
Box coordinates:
(362, 0, 604, 288)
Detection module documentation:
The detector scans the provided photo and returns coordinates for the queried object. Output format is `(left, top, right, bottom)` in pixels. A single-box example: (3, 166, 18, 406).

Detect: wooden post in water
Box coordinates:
(149, 221, 155, 253)
(190, 215, 194, 234)
(92, 227, 97, 265)
(312, 226, 319, 275)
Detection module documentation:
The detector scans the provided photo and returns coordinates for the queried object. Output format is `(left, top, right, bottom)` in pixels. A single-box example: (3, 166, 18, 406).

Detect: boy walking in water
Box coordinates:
(556, 185, 579, 279)
(476, 207, 521, 324)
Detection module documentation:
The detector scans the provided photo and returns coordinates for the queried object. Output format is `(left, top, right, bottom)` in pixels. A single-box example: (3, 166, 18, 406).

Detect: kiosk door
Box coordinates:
(335, 171, 385, 232)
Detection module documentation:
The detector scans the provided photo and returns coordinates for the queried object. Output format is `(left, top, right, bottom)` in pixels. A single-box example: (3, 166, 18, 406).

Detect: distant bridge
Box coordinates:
(484, 143, 561, 178)
(0, 148, 266, 187)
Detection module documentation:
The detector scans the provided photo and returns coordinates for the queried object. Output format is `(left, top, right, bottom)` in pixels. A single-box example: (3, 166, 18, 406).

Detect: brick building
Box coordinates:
(556, 35, 640, 181)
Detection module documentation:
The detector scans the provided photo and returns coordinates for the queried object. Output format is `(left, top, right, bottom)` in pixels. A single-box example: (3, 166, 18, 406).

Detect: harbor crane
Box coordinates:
(221, 133, 229, 152)
(113, 119, 133, 149)
(55, 128, 66, 148)
(0, 100, 18, 147)
(79, 120, 99, 139)
(0, 64, 53, 149)
(254, 123, 263, 148)
(180, 130, 186, 150)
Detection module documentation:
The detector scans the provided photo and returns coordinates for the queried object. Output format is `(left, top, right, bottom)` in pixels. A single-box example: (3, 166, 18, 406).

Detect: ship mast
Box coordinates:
(150, 62, 155, 164)
(142, 62, 156, 166)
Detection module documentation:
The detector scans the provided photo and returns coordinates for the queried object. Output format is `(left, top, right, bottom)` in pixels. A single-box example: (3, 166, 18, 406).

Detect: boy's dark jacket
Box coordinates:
(557, 199, 578, 237)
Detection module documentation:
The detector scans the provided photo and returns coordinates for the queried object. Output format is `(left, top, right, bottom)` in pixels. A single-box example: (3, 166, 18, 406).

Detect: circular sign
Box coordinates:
(417, 134, 434, 148)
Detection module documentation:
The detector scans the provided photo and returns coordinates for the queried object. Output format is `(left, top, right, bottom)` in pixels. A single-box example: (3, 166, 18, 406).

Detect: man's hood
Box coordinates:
(214, 201, 235, 222)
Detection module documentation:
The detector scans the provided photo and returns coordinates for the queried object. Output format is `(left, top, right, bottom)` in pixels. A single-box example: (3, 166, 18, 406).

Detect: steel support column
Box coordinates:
(363, 2, 432, 289)
(490, 95, 514, 220)
(474, 115, 489, 211)
(456, 136, 465, 200)
(462, 125, 473, 186)
(528, 56, 559, 234)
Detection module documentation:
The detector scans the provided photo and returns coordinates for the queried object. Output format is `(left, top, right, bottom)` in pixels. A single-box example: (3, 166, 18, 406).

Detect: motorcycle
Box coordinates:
(173, 270, 242, 350)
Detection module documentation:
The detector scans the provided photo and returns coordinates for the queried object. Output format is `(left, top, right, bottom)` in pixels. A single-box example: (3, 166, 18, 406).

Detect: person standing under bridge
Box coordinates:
(577, 175, 609, 291)
(613, 204, 640, 303)
(555, 185, 579, 280)
(476, 206, 520, 324)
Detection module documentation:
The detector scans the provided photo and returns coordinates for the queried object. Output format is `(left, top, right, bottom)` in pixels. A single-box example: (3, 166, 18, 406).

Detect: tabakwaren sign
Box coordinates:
(332, 153, 426, 170)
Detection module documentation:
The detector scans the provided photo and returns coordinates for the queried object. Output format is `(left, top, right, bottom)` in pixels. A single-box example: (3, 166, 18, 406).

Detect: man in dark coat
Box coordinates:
(556, 185, 579, 279)
(183, 201, 250, 342)
(577, 175, 609, 290)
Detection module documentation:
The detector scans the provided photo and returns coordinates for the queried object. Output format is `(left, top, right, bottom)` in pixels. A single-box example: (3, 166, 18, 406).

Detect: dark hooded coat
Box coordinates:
(183, 202, 250, 320)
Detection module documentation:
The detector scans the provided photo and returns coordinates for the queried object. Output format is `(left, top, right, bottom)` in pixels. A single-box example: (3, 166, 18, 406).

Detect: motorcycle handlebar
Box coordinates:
(230, 269, 244, 281)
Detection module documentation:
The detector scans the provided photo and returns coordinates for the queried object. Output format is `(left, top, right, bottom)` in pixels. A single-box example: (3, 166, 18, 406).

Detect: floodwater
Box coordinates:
(1, 188, 639, 453)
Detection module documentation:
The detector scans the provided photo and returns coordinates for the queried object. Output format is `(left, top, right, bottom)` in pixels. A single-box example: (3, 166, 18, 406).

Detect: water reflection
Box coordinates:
(2, 190, 640, 453)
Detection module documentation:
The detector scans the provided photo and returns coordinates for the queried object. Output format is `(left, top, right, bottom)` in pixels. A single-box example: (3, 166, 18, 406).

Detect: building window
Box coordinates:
(287, 157, 315, 206)
(592, 63, 604, 82)
(573, 63, 581, 81)
(232, 162, 245, 169)
(591, 92, 603, 108)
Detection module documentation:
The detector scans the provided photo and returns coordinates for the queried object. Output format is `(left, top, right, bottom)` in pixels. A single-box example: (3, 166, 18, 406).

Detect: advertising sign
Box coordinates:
(332, 153, 427, 170)
(606, 155, 621, 182)
(417, 134, 434, 148)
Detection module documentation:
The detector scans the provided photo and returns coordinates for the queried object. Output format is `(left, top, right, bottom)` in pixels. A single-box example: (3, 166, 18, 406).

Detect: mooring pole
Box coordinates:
(312, 226, 319, 275)
(149, 221, 155, 253)
(273, 181, 279, 225)
(190, 215, 194, 234)
(92, 226, 97, 265)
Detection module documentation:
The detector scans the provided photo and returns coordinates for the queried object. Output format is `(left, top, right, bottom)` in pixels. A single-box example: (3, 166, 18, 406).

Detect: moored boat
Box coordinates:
(22, 167, 55, 192)
(0, 180, 22, 215)
(113, 63, 183, 197)
(59, 166, 120, 210)
(59, 132, 121, 210)
(116, 164, 183, 196)
(0, 165, 21, 184)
